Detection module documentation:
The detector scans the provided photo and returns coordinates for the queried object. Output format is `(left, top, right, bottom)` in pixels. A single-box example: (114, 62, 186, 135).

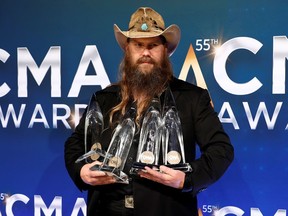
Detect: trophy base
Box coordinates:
(130, 162, 193, 175)
(165, 163, 193, 172)
(129, 162, 159, 175)
(90, 164, 129, 184)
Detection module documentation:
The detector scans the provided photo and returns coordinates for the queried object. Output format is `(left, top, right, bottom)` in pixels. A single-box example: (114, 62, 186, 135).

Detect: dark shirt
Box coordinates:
(64, 77, 234, 216)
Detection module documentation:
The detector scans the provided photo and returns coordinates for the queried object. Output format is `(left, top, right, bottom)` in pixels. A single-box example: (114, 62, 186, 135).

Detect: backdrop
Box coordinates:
(1, 0, 287, 215)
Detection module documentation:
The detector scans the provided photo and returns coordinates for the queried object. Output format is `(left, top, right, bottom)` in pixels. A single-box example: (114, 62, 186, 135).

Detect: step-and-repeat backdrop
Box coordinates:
(1, 1, 287, 215)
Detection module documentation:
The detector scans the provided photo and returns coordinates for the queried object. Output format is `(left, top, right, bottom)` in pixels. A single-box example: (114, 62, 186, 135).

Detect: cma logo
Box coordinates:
(179, 36, 288, 95)
(0, 193, 86, 216)
(0, 36, 288, 97)
(213, 206, 286, 216)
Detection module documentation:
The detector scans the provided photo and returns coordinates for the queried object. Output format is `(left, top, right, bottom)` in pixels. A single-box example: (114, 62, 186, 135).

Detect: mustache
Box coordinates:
(136, 57, 156, 64)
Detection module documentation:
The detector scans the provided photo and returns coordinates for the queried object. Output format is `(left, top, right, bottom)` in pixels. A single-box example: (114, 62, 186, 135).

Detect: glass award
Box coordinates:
(90, 106, 136, 184)
(162, 87, 193, 172)
(75, 93, 105, 164)
(130, 98, 162, 174)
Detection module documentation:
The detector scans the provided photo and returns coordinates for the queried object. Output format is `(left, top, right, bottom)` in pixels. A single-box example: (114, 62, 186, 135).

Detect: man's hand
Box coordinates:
(139, 165, 185, 189)
(80, 161, 116, 186)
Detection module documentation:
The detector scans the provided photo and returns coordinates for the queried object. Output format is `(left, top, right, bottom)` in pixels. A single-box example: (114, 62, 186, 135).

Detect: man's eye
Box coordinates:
(145, 44, 156, 49)
(135, 43, 143, 48)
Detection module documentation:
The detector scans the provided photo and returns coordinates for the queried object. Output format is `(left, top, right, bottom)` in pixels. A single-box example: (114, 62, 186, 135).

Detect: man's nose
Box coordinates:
(142, 47, 152, 56)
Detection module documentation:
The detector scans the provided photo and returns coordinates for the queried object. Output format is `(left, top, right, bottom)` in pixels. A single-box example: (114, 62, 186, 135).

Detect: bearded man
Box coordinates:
(65, 7, 234, 216)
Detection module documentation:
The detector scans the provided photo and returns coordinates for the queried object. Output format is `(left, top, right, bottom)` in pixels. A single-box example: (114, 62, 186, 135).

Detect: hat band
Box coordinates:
(128, 25, 164, 31)
(128, 25, 164, 34)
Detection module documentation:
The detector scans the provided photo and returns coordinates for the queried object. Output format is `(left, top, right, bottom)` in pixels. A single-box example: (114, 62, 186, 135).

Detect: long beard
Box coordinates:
(121, 52, 173, 98)
(108, 52, 173, 126)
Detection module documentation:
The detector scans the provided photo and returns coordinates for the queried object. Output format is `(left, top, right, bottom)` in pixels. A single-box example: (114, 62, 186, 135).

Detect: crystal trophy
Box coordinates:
(90, 106, 136, 184)
(75, 93, 105, 164)
(130, 98, 162, 174)
(162, 87, 192, 172)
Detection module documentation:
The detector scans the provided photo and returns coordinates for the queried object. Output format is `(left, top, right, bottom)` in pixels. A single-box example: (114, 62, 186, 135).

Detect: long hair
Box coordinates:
(109, 49, 173, 127)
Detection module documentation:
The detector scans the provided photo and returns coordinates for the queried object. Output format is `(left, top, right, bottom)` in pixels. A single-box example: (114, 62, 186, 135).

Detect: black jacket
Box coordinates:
(64, 77, 234, 216)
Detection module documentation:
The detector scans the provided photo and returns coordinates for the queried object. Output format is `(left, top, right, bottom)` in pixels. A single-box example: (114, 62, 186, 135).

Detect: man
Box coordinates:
(65, 7, 234, 216)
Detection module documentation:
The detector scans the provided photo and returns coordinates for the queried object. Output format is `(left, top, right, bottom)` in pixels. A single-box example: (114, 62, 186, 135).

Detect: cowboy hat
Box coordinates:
(114, 7, 181, 56)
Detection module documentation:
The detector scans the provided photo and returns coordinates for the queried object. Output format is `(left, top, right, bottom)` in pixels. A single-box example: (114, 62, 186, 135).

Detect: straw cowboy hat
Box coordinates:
(114, 7, 181, 56)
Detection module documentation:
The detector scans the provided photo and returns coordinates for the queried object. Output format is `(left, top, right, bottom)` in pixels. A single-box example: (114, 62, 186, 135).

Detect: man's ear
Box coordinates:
(125, 42, 129, 52)
(125, 39, 130, 51)
(164, 45, 168, 54)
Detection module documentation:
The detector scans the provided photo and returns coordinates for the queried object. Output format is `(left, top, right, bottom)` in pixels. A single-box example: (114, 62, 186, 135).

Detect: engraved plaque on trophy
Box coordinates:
(130, 98, 162, 174)
(90, 106, 136, 184)
(162, 87, 192, 172)
(75, 93, 105, 164)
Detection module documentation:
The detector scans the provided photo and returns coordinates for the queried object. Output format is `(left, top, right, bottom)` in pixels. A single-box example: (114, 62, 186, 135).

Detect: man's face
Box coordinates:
(125, 37, 167, 74)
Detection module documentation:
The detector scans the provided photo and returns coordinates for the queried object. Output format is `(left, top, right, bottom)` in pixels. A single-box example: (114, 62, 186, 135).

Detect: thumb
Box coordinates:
(89, 160, 102, 168)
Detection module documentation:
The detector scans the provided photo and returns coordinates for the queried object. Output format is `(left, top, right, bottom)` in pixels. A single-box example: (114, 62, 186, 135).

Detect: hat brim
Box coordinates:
(114, 24, 181, 56)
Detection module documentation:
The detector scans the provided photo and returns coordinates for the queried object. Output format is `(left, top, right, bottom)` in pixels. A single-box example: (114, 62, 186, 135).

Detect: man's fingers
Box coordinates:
(159, 165, 176, 175)
(139, 165, 185, 189)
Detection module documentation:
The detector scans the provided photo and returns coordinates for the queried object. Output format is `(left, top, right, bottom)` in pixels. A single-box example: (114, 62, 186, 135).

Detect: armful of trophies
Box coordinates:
(76, 88, 192, 184)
